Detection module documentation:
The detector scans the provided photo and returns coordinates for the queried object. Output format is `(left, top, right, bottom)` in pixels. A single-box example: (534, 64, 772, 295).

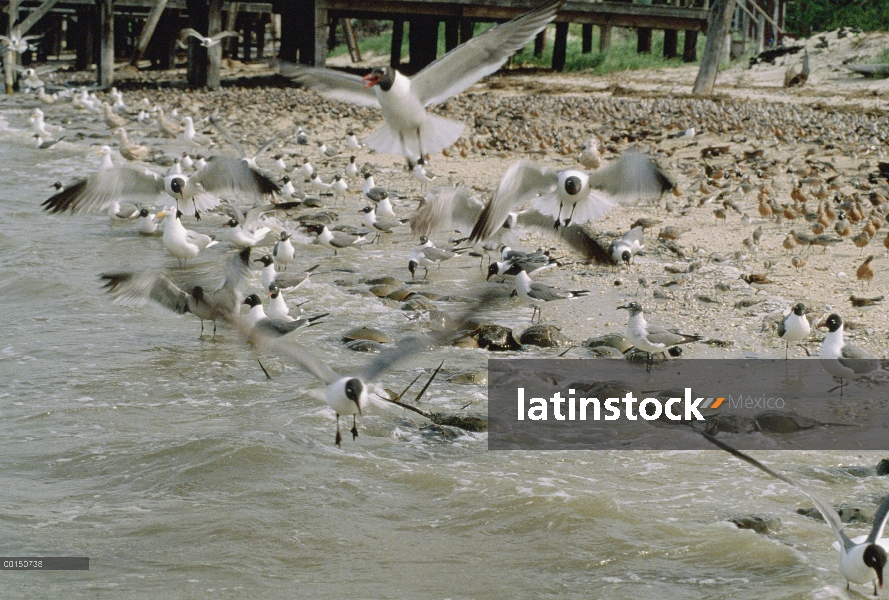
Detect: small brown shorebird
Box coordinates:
(856, 255, 874, 290)
(849, 294, 883, 308)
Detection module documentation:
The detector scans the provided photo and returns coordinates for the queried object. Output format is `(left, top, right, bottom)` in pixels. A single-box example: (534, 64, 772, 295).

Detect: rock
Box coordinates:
(519, 324, 570, 347)
(402, 297, 433, 311)
(428, 309, 457, 332)
(730, 515, 781, 535)
(449, 371, 488, 385)
(583, 333, 632, 353)
(754, 411, 819, 433)
(876, 459, 889, 476)
(386, 288, 415, 301)
(432, 412, 488, 432)
(838, 467, 875, 478)
(344, 339, 383, 353)
(369, 284, 401, 298)
(472, 324, 522, 351)
(419, 423, 462, 440)
(701, 414, 758, 435)
(364, 276, 402, 286)
(342, 326, 393, 344)
(798, 505, 870, 524)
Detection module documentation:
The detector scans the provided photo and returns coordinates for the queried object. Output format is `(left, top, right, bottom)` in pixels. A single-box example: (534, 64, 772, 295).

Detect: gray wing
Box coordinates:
(411, 185, 484, 237)
(528, 282, 566, 302)
(422, 247, 457, 261)
(777, 314, 788, 338)
(279, 62, 380, 108)
(622, 226, 644, 246)
(839, 344, 879, 374)
(41, 167, 163, 214)
(210, 31, 239, 41)
(411, 0, 563, 107)
(644, 324, 689, 347)
(208, 116, 245, 157)
(470, 160, 559, 244)
(515, 210, 615, 265)
(587, 152, 672, 200)
(100, 271, 190, 315)
(219, 247, 252, 293)
(193, 156, 279, 198)
(868, 494, 889, 544)
(702, 433, 855, 551)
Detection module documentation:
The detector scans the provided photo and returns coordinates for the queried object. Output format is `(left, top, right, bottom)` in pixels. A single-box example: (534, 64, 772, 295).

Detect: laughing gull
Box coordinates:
(331, 174, 348, 202)
(305, 224, 369, 255)
(407, 239, 463, 279)
(223, 217, 271, 248)
(487, 251, 556, 281)
(777, 302, 810, 359)
(470, 153, 671, 238)
(300, 158, 315, 180)
(158, 209, 218, 266)
(273, 232, 296, 271)
(514, 269, 589, 323)
(360, 206, 409, 238)
(254, 255, 318, 291)
(817, 313, 882, 393)
(617, 301, 700, 360)
(702, 433, 889, 595)
(242, 294, 325, 338)
(345, 156, 359, 179)
(346, 132, 364, 151)
(41, 155, 279, 219)
(281, 0, 563, 167)
(241, 289, 500, 445)
(609, 226, 644, 266)
(179, 28, 239, 47)
(136, 207, 160, 235)
(101, 247, 251, 338)
(267, 283, 295, 321)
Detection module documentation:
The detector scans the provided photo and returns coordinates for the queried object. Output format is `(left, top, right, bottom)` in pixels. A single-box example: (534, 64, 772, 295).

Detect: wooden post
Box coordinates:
(277, 0, 297, 61)
(637, 27, 652, 54)
(683, 30, 698, 62)
(186, 0, 208, 86)
(254, 12, 266, 58)
(98, 0, 114, 86)
(390, 18, 403, 68)
(581, 23, 592, 54)
(74, 6, 96, 71)
(4, 0, 20, 94)
(599, 25, 611, 51)
(240, 13, 252, 61)
(225, 2, 239, 57)
(207, 0, 222, 89)
(663, 29, 678, 58)
(552, 22, 568, 71)
(343, 18, 361, 62)
(693, 0, 736, 94)
(444, 17, 459, 53)
(459, 18, 472, 43)
(533, 29, 545, 57)
(129, 0, 167, 68)
(408, 16, 437, 73)
(313, 3, 326, 66)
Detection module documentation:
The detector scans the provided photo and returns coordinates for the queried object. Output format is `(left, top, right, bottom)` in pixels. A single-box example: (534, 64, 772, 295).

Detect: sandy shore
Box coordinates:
(6, 26, 889, 361)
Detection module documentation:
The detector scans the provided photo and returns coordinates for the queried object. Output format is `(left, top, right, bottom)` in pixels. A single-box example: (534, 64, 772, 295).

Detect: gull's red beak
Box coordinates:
(362, 73, 381, 89)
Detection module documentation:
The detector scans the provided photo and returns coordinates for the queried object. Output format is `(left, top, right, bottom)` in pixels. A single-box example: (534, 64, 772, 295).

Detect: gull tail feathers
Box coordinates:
(364, 116, 464, 158)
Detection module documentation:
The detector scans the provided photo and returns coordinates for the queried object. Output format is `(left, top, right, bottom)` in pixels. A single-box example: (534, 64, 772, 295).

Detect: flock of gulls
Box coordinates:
(7, 0, 889, 592)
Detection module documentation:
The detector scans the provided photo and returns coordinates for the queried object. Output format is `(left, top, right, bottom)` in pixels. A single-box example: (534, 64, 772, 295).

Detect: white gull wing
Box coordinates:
(411, 0, 564, 107)
(868, 494, 889, 545)
(470, 160, 559, 243)
(703, 433, 855, 551)
(41, 166, 164, 214)
(100, 271, 190, 314)
(587, 152, 672, 201)
(191, 156, 280, 200)
(410, 185, 485, 238)
(279, 62, 380, 108)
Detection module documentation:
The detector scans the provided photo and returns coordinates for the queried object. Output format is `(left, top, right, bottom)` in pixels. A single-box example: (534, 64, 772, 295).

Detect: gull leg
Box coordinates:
(213, 320, 217, 338)
(351, 415, 359, 440)
(416, 127, 425, 165)
(199, 320, 204, 339)
(335, 414, 343, 447)
(399, 132, 414, 170)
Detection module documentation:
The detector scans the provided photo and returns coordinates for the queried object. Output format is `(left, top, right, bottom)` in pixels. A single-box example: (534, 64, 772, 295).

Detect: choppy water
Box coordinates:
(0, 100, 886, 599)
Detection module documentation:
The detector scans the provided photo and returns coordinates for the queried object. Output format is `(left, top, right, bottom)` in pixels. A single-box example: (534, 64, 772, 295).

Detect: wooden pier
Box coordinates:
(2, 0, 787, 91)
